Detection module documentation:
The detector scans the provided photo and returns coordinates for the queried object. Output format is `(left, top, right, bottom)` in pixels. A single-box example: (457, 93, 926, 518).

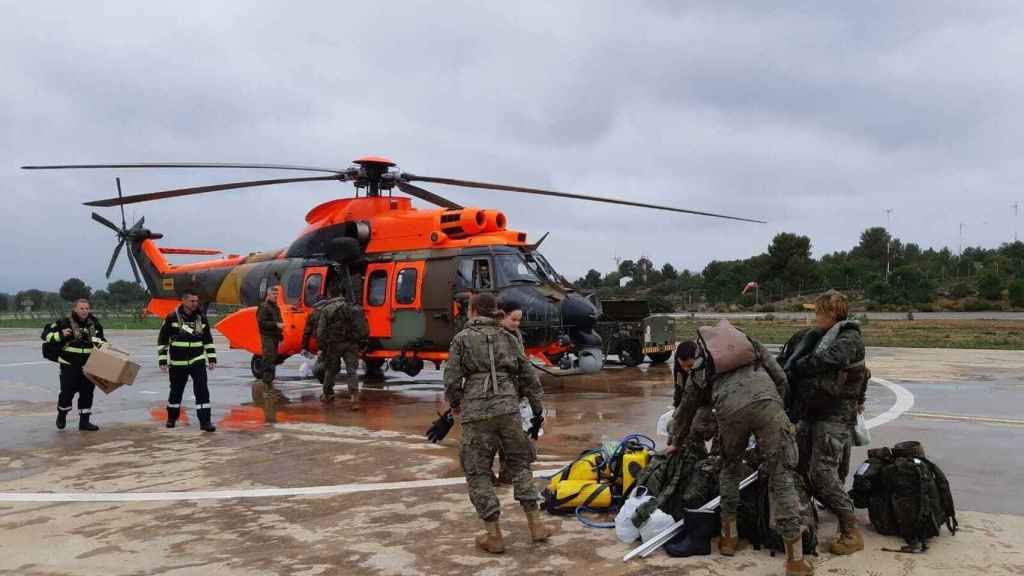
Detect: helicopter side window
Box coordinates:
(303, 273, 323, 307)
(368, 270, 388, 307)
(395, 268, 418, 305)
(258, 278, 268, 300)
(284, 271, 303, 305)
(457, 257, 493, 290)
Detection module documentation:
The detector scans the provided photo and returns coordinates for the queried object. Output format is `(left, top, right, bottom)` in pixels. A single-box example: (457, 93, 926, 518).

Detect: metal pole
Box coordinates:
(885, 209, 893, 281)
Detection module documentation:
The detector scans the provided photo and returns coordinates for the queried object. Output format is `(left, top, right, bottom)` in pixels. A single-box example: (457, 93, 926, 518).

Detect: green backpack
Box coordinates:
(850, 441, 958, 552)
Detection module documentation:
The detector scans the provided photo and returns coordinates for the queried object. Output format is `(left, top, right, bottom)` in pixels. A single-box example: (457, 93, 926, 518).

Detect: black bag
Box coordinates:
(739, 470, 817, 556)
(41, 322, 61, 362)
(849, 441, 957, 551)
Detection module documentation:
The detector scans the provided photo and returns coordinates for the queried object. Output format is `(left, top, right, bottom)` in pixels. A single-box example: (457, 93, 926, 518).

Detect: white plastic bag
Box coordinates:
(298, 362, 313, 379)
(853, 413, 871, 446)
(656, 409, 674, 438)
(615, 487, 651, 543)
(640, 508, 675, 543)
(520, 399, 543, 438)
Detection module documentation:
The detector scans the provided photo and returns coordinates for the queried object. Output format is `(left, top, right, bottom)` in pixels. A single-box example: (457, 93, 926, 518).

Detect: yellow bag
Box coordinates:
(621, 449, 651, 495)
(547, 450, 606, 494)
(547, 480, 613, 511)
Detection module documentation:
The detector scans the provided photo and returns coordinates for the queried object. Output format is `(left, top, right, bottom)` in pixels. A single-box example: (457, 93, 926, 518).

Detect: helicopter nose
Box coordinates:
(561, 293, 598, 335)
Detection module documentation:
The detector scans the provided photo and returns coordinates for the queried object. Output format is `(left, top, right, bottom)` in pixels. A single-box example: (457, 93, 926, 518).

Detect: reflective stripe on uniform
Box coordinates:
(58, 357, 71, 365)
(47, 331, 62, 342)
(170, 341, 205, 348)
(62, 346, 93, 354)
(168, 356, 208, 366)
(196, 403, 211, 409)
(58, 405, 72, 412)
(79, 409, 91, 414)
(167, 404, 181, 408)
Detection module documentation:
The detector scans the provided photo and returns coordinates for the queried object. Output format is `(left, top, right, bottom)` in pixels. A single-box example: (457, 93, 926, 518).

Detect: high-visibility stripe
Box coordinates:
(158, 355, 169, 361)
(47, 332, 62, 342)
(196, 403, 211, 409)
(62, 347, 93, 354)
(58, 357, 71, 365)
(79, 409, 91, 414)
(58, 405, 72, 411)
(170, 341, 205, 348)
(168, 356, 208, 366)
(158, 345, 168, 352)
(167, 404, 181, 408)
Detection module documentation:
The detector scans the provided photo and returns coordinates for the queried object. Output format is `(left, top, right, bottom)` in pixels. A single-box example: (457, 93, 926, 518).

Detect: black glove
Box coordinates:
(425, 409, 454, 443)
(527, 414, 544, 440)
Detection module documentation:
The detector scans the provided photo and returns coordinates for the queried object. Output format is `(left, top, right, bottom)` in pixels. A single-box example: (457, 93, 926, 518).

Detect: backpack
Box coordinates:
(850, 441, 957, 551)
(41, 321, 61, 362)
(738, 467, 818, 556)
(317, 299, 368, 345)
(696, 320, 755, 382)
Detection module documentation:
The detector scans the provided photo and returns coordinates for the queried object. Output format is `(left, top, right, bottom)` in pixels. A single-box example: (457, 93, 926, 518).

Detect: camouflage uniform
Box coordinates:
(444, 316, 543, 520)
(301, 299, 330, 352)
(672, 369, 720, 455)
(497, 328, 542, 479)
(791, 321, 867, 517)
(317, 298, 369, 399)
(256, 299, 283, 385)
(671, 339, 803, 542)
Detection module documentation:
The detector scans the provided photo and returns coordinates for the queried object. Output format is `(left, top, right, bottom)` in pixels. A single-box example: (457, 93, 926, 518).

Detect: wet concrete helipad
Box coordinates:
(1, 329, 1022, 575)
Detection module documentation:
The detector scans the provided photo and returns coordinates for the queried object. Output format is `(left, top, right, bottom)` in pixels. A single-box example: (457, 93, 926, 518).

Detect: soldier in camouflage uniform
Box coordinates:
(669, 332, 813, 576)
(444, 293, 554, 554)
(317, 296, 369, 409)
(671, 341, 720, 455)
(256, 286, 285, 398)
(789, 290, 867, 556)
(494, 299, 543, 483)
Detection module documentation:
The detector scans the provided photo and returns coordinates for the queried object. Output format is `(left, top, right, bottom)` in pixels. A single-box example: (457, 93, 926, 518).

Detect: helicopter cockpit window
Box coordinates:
(458, 258, 493, 290)
(395, 268, 417, 305)
(368, 270, 388, 306)
(494, 254, 540, 286)
(304, 273, 323, 307)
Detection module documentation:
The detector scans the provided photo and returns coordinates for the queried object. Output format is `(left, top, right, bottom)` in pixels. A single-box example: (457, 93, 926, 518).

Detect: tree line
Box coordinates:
(0, 279, 149, 314)
(574, 227, 1024, 311)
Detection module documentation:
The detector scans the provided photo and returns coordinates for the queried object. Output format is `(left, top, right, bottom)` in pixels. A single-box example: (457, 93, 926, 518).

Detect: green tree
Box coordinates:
(1009, 280, 1024, 308)
(766, 232, 819, 293)
(0, 293, 9, 312)
(59, 277, 92, 302)
(107, 280, 149, 305)
(949, 282, 973, 299)
(661, 263, 678, 281)
(977, 271, 1004, 300)
(578, 269, 602, 289)
(14, 289, 45, 309)
(852, 227, 892, 273)
(890, 267, 936, 304)
(866, 280, 896, 305)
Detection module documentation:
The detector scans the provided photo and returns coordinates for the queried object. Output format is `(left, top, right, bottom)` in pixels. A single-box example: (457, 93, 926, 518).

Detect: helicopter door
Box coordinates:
(389, 261, 426, 348)
(364, 262, 393, 339)
(301, 267, 327, 308)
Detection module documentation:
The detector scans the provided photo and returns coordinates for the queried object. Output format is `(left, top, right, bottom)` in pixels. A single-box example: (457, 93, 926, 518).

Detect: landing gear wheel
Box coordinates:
(647, 352, 671, 365)
(251, 355, 264, 379)
(619, 340, 643, 368)
(364, 358, 386, 381)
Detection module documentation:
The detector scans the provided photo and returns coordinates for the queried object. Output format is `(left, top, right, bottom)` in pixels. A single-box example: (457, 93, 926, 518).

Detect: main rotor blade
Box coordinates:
(84, 175, 343, 207)
(23, 162, 347, 174)
(126, 246, 142, 284)
(403, 175, 766, 224)
(91, 212, 122, 233)
(107, 240, 125, 279)
(396, 181, 462, 210)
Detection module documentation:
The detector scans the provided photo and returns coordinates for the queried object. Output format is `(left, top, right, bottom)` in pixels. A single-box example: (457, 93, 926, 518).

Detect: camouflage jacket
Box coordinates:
(301, 298, 335, 350)
(794, 321, 867, 424)
(671, 339, 786, 448)
(444, 317, 541, 423)
(257, 300, 283, 340)
(316, 297, 369, 347)
(506, 328, 544, 416)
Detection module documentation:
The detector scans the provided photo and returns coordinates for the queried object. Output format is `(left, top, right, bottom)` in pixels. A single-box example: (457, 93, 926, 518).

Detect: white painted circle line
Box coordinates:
(0, 379, 914, 504)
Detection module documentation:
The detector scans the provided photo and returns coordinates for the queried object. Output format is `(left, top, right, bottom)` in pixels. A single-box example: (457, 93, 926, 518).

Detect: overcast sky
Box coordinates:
(3, 1, 1023, 293)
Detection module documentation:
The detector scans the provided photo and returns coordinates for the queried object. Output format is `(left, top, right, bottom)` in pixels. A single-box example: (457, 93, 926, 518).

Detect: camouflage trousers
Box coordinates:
(460, 412, 540, 520)
(260, 336, 279, 385)
(719, 399, 802, 542)
(321, 342, 359, 396)
(798, 419, 855, 515)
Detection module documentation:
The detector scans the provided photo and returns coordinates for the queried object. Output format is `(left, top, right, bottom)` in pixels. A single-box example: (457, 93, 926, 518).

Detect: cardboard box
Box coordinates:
(83, 343, 140, 394)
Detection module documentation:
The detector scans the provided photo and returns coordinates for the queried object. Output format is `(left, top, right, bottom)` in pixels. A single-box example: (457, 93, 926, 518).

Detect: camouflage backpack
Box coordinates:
(316, 299, 369, 345)
(850, 441, 958, 552)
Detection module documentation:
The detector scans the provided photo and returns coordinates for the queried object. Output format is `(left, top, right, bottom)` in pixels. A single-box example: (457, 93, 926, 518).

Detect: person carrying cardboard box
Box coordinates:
(41, 298, 106, 431)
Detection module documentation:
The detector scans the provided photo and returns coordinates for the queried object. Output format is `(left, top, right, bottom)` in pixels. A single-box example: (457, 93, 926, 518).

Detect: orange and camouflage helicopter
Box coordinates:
(23, 157, 762, 379)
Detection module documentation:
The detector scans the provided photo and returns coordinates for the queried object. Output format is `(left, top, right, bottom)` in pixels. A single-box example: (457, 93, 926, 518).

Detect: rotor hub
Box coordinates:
(352, 156, 398, 195)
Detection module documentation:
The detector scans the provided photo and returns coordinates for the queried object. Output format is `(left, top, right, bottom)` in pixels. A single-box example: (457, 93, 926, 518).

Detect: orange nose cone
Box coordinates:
(354, 156, 396, 167)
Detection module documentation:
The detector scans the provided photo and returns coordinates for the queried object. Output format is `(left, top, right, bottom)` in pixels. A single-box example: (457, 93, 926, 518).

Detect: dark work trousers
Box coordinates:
(168, 362, 211, 409)
(58, 365, 95, 414)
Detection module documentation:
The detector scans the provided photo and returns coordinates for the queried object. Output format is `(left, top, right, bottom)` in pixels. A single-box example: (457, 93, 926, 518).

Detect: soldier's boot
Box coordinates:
(524, 506, 556, 542)
(78, 411, 99, 432)
(166, 406, 180, 428)
(56, 407, 71, 430)
(475, 520, 505, 554)
(718, 514, 738, 556)
(785, 534, 815, 576)
(829, 511, 864, 555)
(264, 382, 287, 402)
(319, 386, 335, 403)
(197, 408, 217, 433)
(349, 385, 361, 411)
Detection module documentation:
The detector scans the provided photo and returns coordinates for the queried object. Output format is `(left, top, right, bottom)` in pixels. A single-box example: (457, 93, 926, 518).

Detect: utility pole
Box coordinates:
(1014, 202, 1020, 243)
(885, 209, 894, 281)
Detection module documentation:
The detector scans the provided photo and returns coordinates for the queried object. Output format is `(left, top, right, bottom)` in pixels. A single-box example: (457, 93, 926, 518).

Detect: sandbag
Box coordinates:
(697, 320, 755, 377)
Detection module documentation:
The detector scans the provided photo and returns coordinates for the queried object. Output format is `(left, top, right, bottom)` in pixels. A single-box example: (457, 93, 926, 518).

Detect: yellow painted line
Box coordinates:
(906, 411, 1024, 427)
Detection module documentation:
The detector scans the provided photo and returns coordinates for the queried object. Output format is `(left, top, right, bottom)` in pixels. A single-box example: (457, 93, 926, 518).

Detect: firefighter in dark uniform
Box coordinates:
(44, 298, 105, 431)
(158, 289, 217, 432)
(257, 285, 286, 398)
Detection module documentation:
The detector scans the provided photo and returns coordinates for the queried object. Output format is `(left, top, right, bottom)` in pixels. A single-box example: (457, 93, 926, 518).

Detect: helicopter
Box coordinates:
(22, 157, 763, 379)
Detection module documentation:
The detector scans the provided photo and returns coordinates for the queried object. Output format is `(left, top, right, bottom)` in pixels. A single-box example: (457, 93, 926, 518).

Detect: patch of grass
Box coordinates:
(674, 318, 1024, 350)
(0, 315, 164, 330)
